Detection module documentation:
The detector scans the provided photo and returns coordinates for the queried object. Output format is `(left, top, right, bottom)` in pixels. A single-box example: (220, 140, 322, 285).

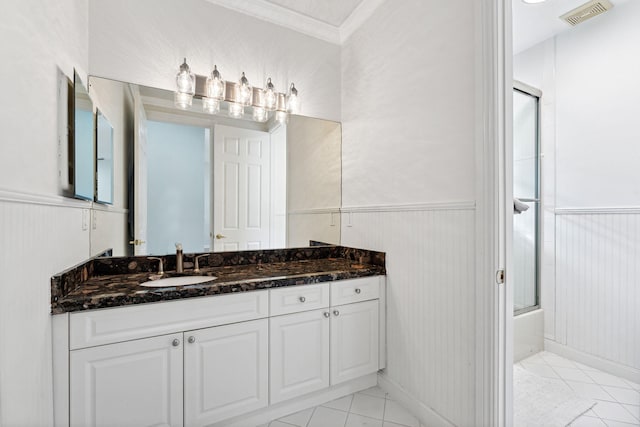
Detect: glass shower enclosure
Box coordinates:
(513, 83, 541, 315)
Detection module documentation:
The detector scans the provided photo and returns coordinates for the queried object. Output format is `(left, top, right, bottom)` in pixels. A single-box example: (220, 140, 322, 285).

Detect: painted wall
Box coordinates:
(0, 0, 90, 425)
(514, 2, 640, 375)
(341, 0, 477, 425)
(88, 0, 341, 122)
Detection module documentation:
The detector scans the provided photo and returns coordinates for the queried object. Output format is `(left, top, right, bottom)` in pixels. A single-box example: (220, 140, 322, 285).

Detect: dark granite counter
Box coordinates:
(51, 245, 386, 314)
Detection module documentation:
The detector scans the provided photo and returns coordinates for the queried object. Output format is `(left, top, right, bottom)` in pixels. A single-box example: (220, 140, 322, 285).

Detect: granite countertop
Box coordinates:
(51, 246, 386, 314)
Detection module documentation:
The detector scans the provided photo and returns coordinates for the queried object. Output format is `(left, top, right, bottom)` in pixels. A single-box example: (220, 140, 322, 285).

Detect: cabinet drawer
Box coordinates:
(330, 277, 380, 306)
(270, 283, 330, 316)
(70, 290, 269, 350)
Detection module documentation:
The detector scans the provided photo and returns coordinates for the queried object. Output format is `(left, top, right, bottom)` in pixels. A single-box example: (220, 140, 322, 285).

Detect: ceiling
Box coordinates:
(513, 0, 631, 54)
(204, 0, 385, 44)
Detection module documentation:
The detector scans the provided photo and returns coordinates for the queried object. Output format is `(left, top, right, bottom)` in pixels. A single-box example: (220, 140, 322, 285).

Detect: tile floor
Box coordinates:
(258, 386, 423, 427)
(517, 351, 640, 426)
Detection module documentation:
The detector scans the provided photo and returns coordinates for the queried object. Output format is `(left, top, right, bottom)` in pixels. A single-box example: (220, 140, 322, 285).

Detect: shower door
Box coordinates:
(513, 83, 540, 315)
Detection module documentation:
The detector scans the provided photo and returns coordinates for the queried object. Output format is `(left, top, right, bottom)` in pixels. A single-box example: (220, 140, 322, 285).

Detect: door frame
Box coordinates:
(474, 0, 513, 426)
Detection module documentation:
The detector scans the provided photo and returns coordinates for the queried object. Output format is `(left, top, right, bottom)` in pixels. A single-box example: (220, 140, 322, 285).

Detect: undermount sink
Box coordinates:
(140, 275, 217, 287)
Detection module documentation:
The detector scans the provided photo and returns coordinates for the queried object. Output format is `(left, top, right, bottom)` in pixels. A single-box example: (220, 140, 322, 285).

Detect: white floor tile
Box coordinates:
(600, 420, 640, 427)
(277, 407, 315, 426)
(622, 404, 640, 421)
(349, 393, 386, 420)
(345, 413, 384, 427)
(322, 394, 354, 412)
(567, 381, 616, 401)
(593, 401, 639, 424)
(570, 415, 608, 426)
(542, 352, 579, 368)
(588, 372, 633, 389)
(383, 400, 419, 427)
(555, 367, 596, 383)
(307, 406, 348, 427)
(521, 353, 548, 365)
(267, 422, 298, 427)
(358, 386, 388, 399)
(522, 362, 562, 379)
(626, 381, 640, 392)
(602, 387, 640, 405)
(383, 422, 411, 427)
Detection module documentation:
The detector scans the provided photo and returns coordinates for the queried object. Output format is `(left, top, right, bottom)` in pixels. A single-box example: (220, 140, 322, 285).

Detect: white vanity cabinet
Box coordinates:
(55, 276, 385, 427)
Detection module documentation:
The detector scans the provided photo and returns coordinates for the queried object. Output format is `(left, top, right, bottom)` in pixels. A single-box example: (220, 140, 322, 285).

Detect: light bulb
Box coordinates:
(286, 83, 300, 114)
(276, 110, 288, 125)
(174, 92, 193, 109)
(264, 78, 277, 111)
(253, 107, 267, 122)
(205, 65, 225, 100)
(237, 72, 252, 106)
(175, 58, 195, 109)
(203, 97, 220, 114)
(228, 102, 244, 118)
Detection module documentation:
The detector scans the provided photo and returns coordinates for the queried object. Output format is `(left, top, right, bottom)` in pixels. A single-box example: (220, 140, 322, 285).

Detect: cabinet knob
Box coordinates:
(299, 296, 306, 303)
(172, 339, 180, 347)
(188, 336, 195, 344)
(355, 288, 361, 294)
(323, 312, 330, 318)
(333, 310, 340, 316)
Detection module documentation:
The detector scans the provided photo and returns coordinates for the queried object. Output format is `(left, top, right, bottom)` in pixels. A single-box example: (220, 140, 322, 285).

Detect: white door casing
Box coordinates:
(330, 300, 379, 385)
(184, 319, 268, 426)
(69, 333, 183, 427)
(269, 309, 330, 404)
(213, 125, 271, 251)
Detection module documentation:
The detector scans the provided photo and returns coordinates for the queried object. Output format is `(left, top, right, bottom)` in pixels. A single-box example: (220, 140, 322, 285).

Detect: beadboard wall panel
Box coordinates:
(341, 206, 476, 426)
(0, 200, 89, 426)
(555, 211, 640, 370)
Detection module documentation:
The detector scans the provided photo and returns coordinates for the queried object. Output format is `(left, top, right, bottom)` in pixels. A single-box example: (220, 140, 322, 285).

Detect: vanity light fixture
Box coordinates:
(286, 83, 300, 114)
(174, 60, 300, 123)
(174, 58, 195, 109)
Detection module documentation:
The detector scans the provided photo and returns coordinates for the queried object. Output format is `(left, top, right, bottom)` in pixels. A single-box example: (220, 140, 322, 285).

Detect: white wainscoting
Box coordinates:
(0, 195, 90, 426)
(341, 202, 476, 427)
(554, 209, 640, 373)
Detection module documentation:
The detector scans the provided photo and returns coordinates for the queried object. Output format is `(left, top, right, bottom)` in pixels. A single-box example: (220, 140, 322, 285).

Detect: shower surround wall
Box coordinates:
(514, 1, 640, 381)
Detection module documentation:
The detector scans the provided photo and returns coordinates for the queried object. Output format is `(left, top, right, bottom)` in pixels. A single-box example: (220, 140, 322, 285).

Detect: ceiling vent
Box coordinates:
(560, 0, 613, 26)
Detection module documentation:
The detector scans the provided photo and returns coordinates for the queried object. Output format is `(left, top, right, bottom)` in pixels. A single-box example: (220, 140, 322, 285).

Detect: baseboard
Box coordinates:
(544, 339, 640, 384)
(377, 373, 455, 427)
(212, 373, 377, 427)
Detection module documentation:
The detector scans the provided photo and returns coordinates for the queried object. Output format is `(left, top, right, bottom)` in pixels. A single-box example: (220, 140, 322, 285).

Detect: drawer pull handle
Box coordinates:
(188, 336, 196, 344)
(333, 310, 340, 316)
(172, 339, 180, 347)
(355, 288, 362, 294)
(299, 296, 306, 303)
(323, 312, 330, 318)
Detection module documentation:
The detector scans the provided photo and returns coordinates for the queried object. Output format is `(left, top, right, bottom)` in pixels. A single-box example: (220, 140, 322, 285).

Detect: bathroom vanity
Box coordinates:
(51, 245, 386, 427)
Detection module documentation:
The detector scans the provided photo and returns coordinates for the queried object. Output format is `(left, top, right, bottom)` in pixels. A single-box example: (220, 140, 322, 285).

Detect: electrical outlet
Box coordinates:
(92, 210, 97, 230)
(82, 209, 89, 231)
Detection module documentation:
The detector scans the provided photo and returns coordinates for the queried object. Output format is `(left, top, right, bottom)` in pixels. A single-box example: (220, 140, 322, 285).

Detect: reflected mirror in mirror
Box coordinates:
(87, 76, 342, 257)
(74, 72, 94, 201)
(96, 109, 114, 204)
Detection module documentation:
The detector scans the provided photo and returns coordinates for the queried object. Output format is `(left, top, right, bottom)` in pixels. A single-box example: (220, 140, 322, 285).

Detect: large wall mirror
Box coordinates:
(88, 76, 342, 256)
(73, 72, 95, 201)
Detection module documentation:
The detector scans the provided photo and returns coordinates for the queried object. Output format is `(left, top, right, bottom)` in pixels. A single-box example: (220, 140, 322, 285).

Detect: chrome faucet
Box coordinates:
(175, 243, 184, 273)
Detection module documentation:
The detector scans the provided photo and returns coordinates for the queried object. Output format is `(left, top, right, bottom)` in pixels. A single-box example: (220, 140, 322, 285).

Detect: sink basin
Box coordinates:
(140, 275, 217, 287)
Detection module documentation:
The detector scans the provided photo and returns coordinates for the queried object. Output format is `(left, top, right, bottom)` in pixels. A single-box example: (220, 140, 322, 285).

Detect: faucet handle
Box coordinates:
(147, 257, 164, 275)
(194, 254, 209, 273)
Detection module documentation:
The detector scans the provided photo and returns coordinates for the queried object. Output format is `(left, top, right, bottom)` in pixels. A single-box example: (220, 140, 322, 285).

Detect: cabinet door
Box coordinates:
(330, 300, 379, 385)
(70, 333, 183, 427)
(270, 309, 330, 404)
(184, 319, 268, 426)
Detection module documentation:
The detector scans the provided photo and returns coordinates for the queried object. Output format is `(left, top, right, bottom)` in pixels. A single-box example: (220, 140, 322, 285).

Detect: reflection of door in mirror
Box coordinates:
(74, 72, 95, 201)
(96, 110, 114, 204)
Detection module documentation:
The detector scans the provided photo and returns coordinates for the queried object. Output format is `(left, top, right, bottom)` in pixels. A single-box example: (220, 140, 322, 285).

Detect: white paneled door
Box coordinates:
(70, 333, 183, 427)
(184, 319, 269, 426)
(213, 125, 271, 251)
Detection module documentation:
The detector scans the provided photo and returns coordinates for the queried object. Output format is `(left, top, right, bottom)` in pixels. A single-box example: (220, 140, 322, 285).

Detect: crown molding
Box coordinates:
(204, 0, 385, 45)
(204, 0, 341, 44)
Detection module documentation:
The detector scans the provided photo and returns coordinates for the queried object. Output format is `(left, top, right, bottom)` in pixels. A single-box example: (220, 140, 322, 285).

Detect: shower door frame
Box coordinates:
(513, 81, 542, 316)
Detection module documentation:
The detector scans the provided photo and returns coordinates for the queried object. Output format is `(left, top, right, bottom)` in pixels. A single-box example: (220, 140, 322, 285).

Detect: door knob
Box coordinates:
(215, 234, 226, 239)
(129, 239, 146, 245)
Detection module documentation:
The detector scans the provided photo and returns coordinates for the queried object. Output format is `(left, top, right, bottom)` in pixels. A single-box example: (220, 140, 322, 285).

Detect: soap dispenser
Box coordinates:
(175, 243, 184, 273)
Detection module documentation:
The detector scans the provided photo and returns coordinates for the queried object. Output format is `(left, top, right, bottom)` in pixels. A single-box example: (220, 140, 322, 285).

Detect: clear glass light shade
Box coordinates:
(202, 97, 220, 114)
(237, 72, 252, 106)
(286, 83, 300, 114)
(253, 107, 267, 122)
(275, 110, 288, 125)
(205, 65, 225, 100)
(174, 92, 193, 109)
(228, 102, 244, 118)
(264, 78, 277, 111)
